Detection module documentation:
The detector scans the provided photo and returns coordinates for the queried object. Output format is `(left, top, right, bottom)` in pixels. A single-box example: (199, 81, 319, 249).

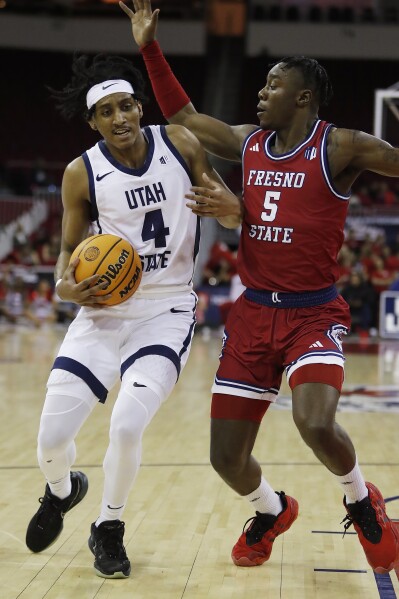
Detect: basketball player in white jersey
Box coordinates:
(25, 53, 242, 578)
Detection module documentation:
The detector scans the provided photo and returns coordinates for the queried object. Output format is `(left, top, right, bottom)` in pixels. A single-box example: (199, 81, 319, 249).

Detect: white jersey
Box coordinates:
(82, 125, 200, 298)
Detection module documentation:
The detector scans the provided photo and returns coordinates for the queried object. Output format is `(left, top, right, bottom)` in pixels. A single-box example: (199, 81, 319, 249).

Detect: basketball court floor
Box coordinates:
(0, 324, 398, 599)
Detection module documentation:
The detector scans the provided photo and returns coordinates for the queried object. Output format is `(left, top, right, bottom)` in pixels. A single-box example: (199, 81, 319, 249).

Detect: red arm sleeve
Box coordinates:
(139, 40, 191, 120)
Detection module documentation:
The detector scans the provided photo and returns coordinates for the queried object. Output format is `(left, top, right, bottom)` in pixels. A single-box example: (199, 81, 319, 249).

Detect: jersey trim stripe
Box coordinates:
(193, 217, 201, 264)
(212, 376, 279, 401)
(285, 350, 345, 381)
(320, 124, 351, 201)
(82, 151, 98, 221)
(82, 152, 101, 226)
(264, 119, 321, 160)
(52, 356, 108, 403)
(160, 125, 192, 182)
(179, 317, 196, 361)
(98, 128, 155, 176)
(213, 375, 279, 395)
(121, 345, 181, 381)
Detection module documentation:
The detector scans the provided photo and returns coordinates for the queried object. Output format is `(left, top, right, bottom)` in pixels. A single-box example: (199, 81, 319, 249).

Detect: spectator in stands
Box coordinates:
(202, 240, 238, 287)
(38, 232, 61, 266)
(11, 241, 40, 267)
(344, 228, 361, 255)
(359, 238, 377, 277)
(336, 244, 356, 291)
(0, 277, 30, 324)
(352, 185, 373, 207)
(370, 256, 397, 296)
(341, 271, 376, 336)
(383, 245, 399, 278)
(26, 279, 57, 327)
(377, 181, 397, 206)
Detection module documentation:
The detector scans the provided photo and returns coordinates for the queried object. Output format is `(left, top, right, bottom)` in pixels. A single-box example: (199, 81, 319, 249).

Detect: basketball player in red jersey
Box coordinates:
(122, 0, 399, 574)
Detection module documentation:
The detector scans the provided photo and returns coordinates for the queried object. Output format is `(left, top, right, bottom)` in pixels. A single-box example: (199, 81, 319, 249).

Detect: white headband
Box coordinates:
(86, 79, 135, 110)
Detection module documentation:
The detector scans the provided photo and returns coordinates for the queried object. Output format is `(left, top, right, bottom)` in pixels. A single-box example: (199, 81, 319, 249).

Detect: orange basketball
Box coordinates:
(70, 234, 142, 306)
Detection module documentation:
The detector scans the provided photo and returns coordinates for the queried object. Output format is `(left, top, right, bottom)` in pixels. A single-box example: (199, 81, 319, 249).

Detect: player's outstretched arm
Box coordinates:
(120, 0, 253, 162)
(330, 128, 399, 190)
(349, 129, 399, 176)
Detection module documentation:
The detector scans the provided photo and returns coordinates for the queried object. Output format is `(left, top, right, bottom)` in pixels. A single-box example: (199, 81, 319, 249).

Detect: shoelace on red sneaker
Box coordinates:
(341, 499, 382, 543)
(243, 511, 278, 545)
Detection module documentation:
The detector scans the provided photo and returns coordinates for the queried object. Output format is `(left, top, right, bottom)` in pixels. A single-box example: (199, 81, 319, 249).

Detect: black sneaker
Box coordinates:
(26, 471, 88, 553)
(88, 520, 131, 578)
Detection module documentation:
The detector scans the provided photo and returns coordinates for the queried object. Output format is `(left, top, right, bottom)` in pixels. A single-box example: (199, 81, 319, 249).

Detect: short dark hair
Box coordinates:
(49, 54, 149, 121)
(270, 56, 333, 106)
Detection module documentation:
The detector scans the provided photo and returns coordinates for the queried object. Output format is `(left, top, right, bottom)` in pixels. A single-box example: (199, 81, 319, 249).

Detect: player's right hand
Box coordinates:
(56, 258, 112, 308)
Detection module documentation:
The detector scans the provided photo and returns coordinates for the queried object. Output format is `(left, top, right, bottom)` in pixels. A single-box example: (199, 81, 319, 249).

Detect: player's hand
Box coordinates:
(185, 173, 243, 219)
(56, 258, 112, 308)
(119, 0, 159, 47)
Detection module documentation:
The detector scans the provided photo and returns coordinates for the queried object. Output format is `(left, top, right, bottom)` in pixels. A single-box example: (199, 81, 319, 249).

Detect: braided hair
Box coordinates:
(270, 56, 333, 106)
(49, 54, 149, 121)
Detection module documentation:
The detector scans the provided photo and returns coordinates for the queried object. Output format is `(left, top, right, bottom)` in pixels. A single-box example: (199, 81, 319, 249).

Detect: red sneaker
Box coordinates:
(343, 482, 399, 573)
(231, 492, 299, 567)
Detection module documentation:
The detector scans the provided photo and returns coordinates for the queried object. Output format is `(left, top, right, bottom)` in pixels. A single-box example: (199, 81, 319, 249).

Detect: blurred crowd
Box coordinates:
(1, 175, 399, 336)
(0, 214, 78, 328)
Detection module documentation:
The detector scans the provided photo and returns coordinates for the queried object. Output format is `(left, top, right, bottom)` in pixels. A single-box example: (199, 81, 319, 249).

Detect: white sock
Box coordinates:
(335, 458, 368, 504)
(48, 471, 72, 500)
(244, 477, 283, 516)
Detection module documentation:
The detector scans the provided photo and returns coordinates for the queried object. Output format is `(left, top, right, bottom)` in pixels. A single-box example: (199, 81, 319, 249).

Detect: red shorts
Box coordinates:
(211, 293, 350, 405)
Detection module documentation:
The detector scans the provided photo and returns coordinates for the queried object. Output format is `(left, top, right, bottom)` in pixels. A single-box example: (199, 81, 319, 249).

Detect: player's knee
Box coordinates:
(210, 444, 246, 479)
(109, 400, 147, 448)
(109, 389, 158, 449)
(37, 421, 72, 458)
(109, 417, 143, 450)
(294, 417, 334, 449)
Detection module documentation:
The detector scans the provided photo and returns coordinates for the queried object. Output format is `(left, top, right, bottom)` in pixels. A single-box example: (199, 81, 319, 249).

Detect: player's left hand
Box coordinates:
(119, 0, 159, 47)
(186, 173, 243, 219)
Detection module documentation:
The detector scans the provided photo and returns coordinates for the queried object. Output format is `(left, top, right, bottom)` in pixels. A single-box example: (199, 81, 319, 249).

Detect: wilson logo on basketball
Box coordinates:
(84, 246, 100, 261)
(97, 248, 131, 287)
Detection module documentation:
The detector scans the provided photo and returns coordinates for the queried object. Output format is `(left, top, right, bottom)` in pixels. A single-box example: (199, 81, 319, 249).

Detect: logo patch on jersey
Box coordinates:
(96, 171, 114, 181)
(309, 340, 324, 348)
(159, 155, 169, 164)
(304, 146, 317, 160)
(219, 330, 229, 358)
(326, 324, 348, 351)
(249, 143, 260, 152)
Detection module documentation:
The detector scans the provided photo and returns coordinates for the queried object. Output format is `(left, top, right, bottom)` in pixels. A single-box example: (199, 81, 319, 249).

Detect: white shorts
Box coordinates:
(47, 292, 197, 403)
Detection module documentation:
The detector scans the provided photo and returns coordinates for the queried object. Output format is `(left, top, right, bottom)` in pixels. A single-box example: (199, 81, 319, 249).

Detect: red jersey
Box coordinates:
(238, 120, 349, 292)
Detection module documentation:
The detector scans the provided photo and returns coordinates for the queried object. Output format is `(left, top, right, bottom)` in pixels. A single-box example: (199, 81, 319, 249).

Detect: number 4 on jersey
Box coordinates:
(142, 209, 170, 248)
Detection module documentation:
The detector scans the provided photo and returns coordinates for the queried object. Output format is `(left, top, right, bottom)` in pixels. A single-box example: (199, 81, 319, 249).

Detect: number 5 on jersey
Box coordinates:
(261, 191, 281, 222)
